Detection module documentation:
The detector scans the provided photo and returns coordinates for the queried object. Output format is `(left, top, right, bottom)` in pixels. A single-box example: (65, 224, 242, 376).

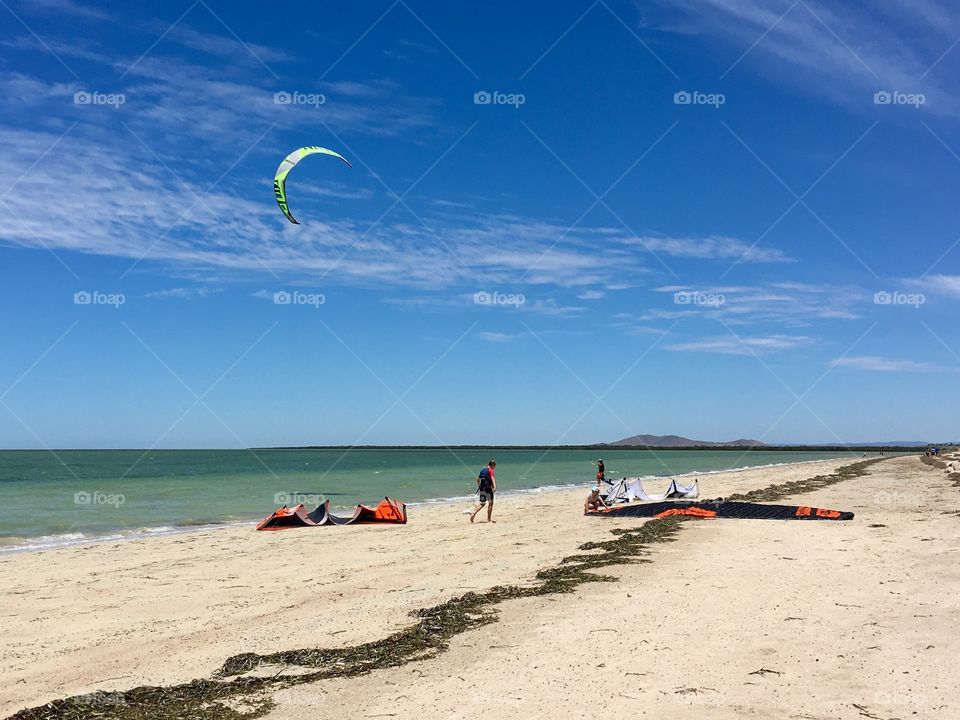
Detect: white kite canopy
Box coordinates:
(600, 477, 699, 504)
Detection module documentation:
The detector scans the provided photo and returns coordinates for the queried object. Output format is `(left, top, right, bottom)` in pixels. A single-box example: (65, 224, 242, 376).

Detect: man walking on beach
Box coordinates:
(470, 459, 496, 523)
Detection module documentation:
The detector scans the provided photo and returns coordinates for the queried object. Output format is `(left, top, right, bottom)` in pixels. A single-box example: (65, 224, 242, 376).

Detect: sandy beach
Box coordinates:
(3, 454, 959, 718)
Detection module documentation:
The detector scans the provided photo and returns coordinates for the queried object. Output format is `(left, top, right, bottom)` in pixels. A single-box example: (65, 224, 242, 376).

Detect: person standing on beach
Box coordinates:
(470, 460, 496, 523)
(596, 458, 605, 483)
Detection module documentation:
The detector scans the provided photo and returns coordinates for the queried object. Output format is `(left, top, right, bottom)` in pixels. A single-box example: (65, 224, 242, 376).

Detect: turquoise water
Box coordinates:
(0, 448, 863, 551)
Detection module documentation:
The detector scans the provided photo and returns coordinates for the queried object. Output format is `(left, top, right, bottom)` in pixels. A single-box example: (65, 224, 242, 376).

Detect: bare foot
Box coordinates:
(470, 515, 475, 523)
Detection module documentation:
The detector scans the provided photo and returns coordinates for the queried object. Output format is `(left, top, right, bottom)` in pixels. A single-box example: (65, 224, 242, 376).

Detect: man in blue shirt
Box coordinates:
(470, 459, 497, 523)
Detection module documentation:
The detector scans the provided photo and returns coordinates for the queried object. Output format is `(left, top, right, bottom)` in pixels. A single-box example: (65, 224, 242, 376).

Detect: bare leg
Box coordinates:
(470, 503, 484, 523)
(487, 498, 495, 523)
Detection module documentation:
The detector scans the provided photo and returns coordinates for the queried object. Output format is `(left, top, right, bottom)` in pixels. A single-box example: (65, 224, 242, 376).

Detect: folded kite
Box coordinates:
(587, 498, 853, 521)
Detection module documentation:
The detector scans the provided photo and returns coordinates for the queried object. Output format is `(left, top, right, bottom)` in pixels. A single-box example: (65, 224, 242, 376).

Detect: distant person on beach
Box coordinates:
(470, 460, 497, 523)
(584, 486, 609, 514)
(596, 458, 605, 483)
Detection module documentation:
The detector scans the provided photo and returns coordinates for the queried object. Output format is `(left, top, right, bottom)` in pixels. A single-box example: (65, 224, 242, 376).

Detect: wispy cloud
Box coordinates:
(22, 0, 109, 21)
(911, 274, 960, 297)
(0, 127, 649, 291)
(828, 355, 957, 373)
(646, 0, 960, 116)
(477, 331, 520, 343)
(577, 289, 606, 300)
(163, 25, 292, 64)
(664, 334, 813, 355)
(619, 235, 791, 263)
(649, 281, 864, 326)
(144, 286, 224, 300)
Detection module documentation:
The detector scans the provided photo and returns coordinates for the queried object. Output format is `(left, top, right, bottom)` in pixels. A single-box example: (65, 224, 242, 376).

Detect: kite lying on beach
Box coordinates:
(586, 498, 854, 521)
(256, 498, 407, 530)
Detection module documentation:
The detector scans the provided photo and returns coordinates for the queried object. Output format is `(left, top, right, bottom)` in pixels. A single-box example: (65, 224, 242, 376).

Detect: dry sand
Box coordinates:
(2, 455, 958, 718)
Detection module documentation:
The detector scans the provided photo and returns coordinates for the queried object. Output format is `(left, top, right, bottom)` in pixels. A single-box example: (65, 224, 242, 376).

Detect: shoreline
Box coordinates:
(0, 454, 878, 556)
(2, 455, 906, 717)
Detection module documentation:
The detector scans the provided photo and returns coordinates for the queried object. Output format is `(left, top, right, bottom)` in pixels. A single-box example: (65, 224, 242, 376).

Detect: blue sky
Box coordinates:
(0, 0, 957, 448)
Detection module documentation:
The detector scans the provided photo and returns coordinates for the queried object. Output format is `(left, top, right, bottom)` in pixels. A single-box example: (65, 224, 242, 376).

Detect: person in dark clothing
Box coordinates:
(470, 459, 497, 523)
(596, 458, 605, 483)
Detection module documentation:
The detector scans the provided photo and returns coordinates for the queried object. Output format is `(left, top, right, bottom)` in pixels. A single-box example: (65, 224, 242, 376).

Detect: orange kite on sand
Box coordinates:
(256, 498, 407, 530)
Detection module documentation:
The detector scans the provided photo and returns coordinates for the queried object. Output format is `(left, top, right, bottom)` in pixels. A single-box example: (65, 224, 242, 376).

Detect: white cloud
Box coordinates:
(620, 235, 791, 263)
(912, 274, 960, 297)
(828, 356, 956, 373)
(145, 286, 223, 300)
(664, 334, 813, 355)
(645, 0, 960, 116)
(477, 331, 519, 343)
(577, 290, 606, 300)
(649, 281, 864, 325)
(23, 0, 109, 20)
(0, 126, 652, 291)
(164, 25, 292, 64)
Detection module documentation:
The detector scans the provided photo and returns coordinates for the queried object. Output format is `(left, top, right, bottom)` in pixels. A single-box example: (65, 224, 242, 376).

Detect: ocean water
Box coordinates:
(0, 448, 864, 552)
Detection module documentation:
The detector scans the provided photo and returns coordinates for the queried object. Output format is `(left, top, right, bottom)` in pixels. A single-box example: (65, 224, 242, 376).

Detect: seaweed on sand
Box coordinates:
(920, 453, 960, 487)
(7, 458, 888, 720)
(728, 458, 885, 503)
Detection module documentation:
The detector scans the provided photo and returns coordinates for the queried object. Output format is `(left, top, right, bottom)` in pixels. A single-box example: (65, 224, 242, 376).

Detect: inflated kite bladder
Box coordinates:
(273, 146, 351, 224)
(256, 498, 406, 530)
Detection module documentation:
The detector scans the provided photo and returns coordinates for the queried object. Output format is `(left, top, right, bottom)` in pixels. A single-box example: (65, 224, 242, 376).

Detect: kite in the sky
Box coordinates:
(273, 146, 352, 224)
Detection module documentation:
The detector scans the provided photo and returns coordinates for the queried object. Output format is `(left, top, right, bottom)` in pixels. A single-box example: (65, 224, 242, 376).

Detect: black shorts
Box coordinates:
(478, 491, 494, 504)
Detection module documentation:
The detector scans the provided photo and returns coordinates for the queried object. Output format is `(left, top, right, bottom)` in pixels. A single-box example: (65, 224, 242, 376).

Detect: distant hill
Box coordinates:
(608, 434, 767, 448)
